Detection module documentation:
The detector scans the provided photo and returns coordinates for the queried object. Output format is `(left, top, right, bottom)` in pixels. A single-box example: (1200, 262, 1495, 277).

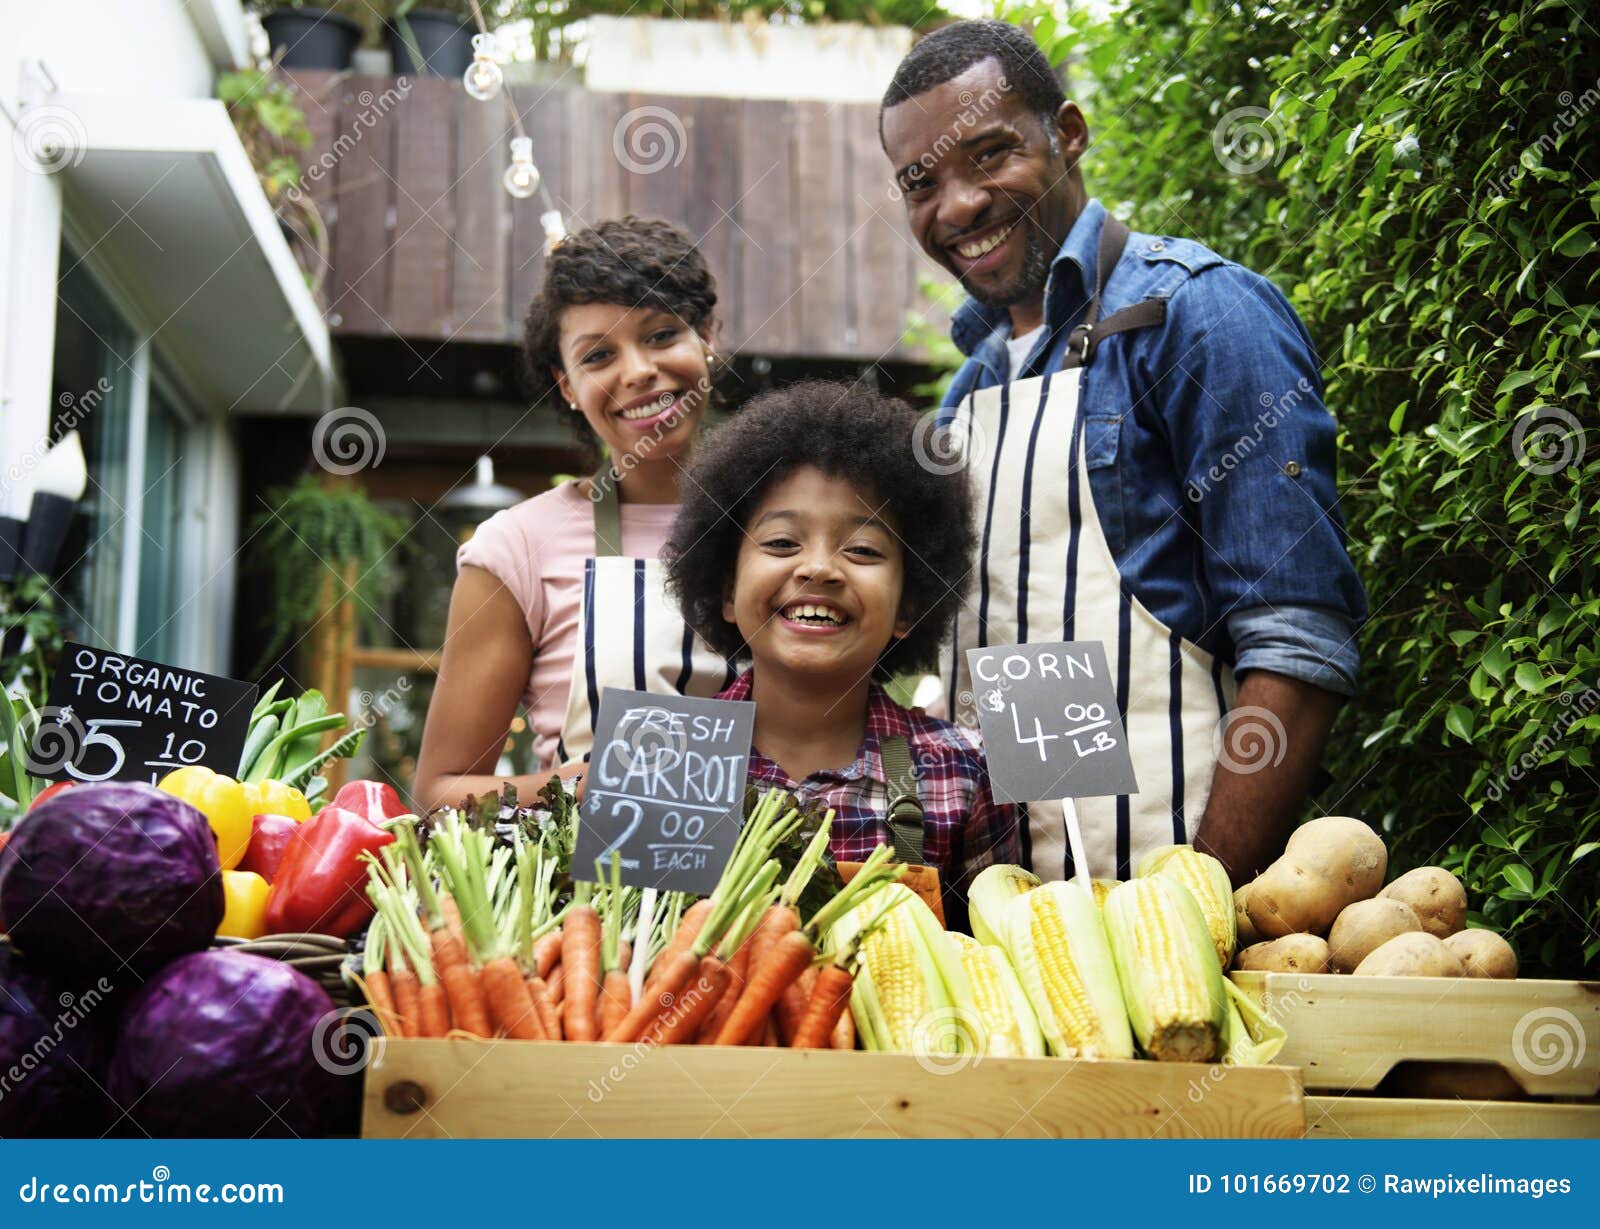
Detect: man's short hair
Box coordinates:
(881, 19, 1065, 133)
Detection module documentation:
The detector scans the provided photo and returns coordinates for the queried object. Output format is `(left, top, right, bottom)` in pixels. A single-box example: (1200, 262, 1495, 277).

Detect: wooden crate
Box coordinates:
(1308, 1096, 1600, 1139)
(361, 1041, 1305, 1139)
(1230, 972, 1600, 1098)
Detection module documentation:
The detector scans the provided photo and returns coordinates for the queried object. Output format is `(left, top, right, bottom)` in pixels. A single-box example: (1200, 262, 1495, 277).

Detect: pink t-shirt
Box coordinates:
(455, 480, 680, 769)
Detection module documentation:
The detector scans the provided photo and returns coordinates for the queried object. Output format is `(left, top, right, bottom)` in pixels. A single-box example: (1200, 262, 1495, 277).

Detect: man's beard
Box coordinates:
(957, 222, 1054, 310)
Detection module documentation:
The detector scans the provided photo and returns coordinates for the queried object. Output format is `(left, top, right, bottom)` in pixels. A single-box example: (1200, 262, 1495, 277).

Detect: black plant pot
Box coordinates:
(386, 9, 474, 78)
(260, 7, 363, 71)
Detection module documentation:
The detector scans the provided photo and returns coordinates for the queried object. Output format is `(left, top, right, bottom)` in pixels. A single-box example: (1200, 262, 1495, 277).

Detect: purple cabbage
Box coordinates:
(0, 942, 117, 1136)
(0, 783, 223, 977)
(107, 950, 339, 1137)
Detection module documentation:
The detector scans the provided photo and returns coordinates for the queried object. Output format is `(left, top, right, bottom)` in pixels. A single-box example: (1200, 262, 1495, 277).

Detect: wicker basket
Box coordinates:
(215, 932, 360, 1008)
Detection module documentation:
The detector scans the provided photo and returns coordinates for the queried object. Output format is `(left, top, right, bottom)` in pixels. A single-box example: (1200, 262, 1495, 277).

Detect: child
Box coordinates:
(663, 380, 1020, 928)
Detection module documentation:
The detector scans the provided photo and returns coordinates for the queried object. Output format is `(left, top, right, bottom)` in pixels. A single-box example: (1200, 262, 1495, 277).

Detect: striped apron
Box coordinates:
(945, 218, 1237, 881)
(556, 472, 736, 765)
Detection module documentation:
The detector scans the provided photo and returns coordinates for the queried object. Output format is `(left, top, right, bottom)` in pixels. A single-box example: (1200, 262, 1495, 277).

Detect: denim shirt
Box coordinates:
(940, 200, 1368, 694)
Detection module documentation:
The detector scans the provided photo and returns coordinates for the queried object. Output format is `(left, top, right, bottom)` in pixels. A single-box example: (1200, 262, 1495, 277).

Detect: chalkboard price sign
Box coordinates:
(573, 688, 755, 895)
(965, 641, 1139, 805)
(34, 643, 259, 786)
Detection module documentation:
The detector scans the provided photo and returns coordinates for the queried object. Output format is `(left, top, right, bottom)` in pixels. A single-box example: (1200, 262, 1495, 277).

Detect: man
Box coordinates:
(880, 20, 1367, 884)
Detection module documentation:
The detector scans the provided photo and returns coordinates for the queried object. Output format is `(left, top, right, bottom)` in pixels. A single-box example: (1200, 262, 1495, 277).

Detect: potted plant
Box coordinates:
(387, 2, 478, 77)
(256, 3, 365, 71)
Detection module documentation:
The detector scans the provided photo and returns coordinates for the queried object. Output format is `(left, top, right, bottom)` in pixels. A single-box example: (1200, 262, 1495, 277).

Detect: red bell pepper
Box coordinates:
(29, 781, 74, 810)
(239, 813, 305, 884)
(331, 779, 409, 825)
(263, 806, 395, 937)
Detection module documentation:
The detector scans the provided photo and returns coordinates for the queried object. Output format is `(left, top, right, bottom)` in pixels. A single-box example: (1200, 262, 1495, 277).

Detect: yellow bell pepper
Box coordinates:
(241, 779, 312, 823)
(218, 869, 271, 940)
(158, 765, 253, 869)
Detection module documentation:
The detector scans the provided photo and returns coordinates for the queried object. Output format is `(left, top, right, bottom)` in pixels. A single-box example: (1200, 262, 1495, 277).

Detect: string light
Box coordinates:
(503, 136, 540, 200)
(541, 209, 568, 252)
(463, 32, 503, 102)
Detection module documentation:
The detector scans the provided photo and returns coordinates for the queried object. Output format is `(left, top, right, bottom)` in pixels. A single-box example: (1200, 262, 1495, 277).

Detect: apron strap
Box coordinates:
(1060, 215, 1169, 370)
(590, 467, 623, 557)
(879, 734, 927, 865)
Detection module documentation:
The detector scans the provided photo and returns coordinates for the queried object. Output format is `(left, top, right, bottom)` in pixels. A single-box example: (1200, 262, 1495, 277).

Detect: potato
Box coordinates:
(1327, 898, 1423, 972)
(1235, 884, 1261, 947)
(1352, 931, 1465, 977)
(1246, 816, 1387, 938)
(1234, 934, 1331, 974)
(1378, 866, 1467, 939)
(1443, 929, 1518, 979)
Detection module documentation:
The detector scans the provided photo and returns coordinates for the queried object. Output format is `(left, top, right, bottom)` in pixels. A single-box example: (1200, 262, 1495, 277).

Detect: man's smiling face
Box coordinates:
(882, 58, 1087, 315)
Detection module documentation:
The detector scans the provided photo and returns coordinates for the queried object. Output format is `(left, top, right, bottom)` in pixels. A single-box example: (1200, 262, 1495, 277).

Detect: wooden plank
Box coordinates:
(1231, 972, 1600, 1097)
(621, 92, 694, 225)
(792, 100, 851, 357)
(350, 647, 440, 672)
(329, 74, 396, 335)
(450, 84, 510, 341)
(736, 98, 797, 355)
(1307, 1095, 1600, 1140)
(387, 75, 453, 338)
(844, 98, 911, 360)
(362, 1042, 1305, 1139)
(684, 97, 741, 350)
(563, 90, 628, 235)
(508, 84, 570, 329)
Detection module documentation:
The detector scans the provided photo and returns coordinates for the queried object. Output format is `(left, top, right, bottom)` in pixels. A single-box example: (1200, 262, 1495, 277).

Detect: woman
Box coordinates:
(414, 217, 732, 811)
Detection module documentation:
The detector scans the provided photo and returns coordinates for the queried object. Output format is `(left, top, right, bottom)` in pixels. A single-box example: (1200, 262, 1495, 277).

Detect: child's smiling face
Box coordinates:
(724, 466, 911, 684)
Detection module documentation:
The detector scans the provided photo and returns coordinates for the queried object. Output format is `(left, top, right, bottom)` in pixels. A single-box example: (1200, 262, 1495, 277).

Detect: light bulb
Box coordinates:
(541, 209, 567, 252)
(463, 33, 503, 101)
(503, 137, 540, 200)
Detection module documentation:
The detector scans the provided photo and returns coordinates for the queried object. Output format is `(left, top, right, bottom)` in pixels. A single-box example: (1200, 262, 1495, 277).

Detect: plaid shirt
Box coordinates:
(716, 670, 1021, 924)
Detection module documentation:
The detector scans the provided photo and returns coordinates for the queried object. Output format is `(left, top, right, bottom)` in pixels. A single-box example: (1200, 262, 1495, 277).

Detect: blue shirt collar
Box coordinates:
(950, 198, 1109, 358)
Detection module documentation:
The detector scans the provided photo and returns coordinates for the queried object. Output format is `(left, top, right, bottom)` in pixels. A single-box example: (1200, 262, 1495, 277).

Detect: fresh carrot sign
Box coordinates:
(574, 687, 754, 894)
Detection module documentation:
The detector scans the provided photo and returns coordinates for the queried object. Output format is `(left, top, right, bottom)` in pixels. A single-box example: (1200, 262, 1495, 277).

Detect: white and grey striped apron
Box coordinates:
(946, 217, 1237, 881)
(556, 472, 736, 765)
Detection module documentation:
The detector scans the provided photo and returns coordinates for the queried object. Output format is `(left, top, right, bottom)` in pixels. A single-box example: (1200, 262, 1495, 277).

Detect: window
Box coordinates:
(134, 378, 194, 662)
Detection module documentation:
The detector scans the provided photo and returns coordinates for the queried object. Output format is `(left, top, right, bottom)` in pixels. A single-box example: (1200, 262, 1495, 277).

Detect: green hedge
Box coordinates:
(994, 0, 1599, 973)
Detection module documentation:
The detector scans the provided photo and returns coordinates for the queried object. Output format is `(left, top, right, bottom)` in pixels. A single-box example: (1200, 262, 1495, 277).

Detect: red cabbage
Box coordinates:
(0, 942, 117, 1136)
(107, 950, 340, 1137)
(0, 783, 223, 977)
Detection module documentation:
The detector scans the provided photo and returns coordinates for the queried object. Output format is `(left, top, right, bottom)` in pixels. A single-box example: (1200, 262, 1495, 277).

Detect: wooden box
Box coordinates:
(361, 1041, 1305, 1139)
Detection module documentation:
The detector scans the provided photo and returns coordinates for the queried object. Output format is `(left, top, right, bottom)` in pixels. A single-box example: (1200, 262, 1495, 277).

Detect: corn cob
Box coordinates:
(1004, 882, 1133, 1059)
(828, 883, 973, 1056)
(948, 933, 1046, 1057)
(1102, 878, 1226, 1063)
(1136, 844, 1237, 968)
(1090, 879, 1118, 909)
(966, 863, 1041, 948)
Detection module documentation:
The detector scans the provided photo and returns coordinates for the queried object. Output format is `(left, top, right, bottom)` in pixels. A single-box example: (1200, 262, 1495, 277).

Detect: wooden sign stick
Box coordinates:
(628, 887, 656, 1001)
(1062, 796, 1094, 897)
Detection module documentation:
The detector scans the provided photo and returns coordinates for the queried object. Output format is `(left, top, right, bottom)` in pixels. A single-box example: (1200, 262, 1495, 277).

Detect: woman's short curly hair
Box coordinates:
(664, 379, 977, 679)
(521, 216, 718, 451)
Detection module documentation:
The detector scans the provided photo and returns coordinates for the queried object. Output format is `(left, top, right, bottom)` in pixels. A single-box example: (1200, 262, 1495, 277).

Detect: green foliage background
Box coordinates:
(986, 0, 1598, 973)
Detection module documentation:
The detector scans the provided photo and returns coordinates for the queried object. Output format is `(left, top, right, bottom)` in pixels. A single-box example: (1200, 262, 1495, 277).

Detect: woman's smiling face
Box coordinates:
(553, 303, 711, 467)
(723, 466, 911, 683)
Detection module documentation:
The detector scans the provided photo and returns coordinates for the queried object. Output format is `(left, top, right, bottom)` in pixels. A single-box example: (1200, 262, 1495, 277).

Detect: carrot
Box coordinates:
(362, 915, 404, 1037)
(762, 1015, 780, 1047)
(386, 957, 420, 1040)
(695, 931, 751, 1043)
(646, 955, 731, 1045)
(605, 949, 697, 1043)
(534, 931, 563, 978)
(547, 961, 565, 1007)
(483, 955, 544, 1039)
(645, 898, 712, 992)
(791, 964, 855, 1049)
(418, 981, 451, 1038)
(831, 1003, 856, 1050)
(561, 886, 602, 1042)
(431, 915, 471, 974)
(441, 893, 468, 953)
(599, 969, 631, 1038)
(777, 965, 816, 1044)
(440, 961, 493, 1037)
(527, 975, 562, 1040)
(723, 820, 829, 1042)
(713, 929, 814, 1046)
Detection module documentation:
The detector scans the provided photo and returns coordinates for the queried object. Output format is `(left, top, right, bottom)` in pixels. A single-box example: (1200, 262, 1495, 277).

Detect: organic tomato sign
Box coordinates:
(965, 641, 1139, 804)
(574, 687, 754, 895)
(34, 643, 258, 785)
